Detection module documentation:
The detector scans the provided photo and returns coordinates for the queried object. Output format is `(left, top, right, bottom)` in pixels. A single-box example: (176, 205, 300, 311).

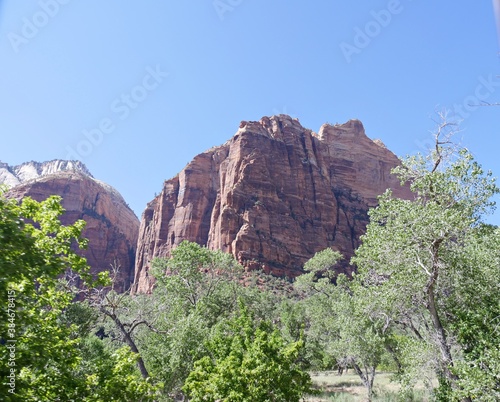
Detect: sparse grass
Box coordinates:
(305, 371, 433, 402)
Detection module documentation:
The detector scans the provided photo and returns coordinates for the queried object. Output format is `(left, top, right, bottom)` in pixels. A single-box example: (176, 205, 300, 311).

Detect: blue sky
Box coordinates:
(1, 1, 500, 225)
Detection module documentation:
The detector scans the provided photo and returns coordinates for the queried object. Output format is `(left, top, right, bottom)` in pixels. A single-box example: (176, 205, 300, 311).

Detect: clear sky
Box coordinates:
(1, 1, 499, 225)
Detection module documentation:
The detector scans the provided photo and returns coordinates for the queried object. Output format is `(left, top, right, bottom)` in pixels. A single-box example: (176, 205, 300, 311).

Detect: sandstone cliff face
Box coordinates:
(1, 161, 139, 293)
(133, 115, 412, 293)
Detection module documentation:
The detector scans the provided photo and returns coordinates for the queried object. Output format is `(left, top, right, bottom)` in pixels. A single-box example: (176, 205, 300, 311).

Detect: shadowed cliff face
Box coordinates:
(2, 161, 139, 293)
(133, 115, 412, 293)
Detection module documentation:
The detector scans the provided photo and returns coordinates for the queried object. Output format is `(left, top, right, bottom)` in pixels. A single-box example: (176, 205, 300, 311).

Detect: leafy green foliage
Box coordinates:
(79, 338, 159, 402)
(1, 195, 89, 400)
(129, 241, 247, 397)
(446, 225, 500, 401)
(0, 193, 157, 401)
(352, 143, 500, 399)
(137, 242, 306, 398)
(151, 240, 243, 322)
(183, 301, 314, 401)
(297, 256, 385, 400)
(303, 247, 343, 277)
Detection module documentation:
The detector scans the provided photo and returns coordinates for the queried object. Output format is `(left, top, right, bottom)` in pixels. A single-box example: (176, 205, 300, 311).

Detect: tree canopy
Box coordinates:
(0, 193, 158, 401)
(351, 135, 500, 400)
(183, 300, 314, 402)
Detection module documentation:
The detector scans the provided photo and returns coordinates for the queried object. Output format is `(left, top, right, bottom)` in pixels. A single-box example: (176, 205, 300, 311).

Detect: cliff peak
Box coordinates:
(237, 114, 310, 142)
(317, 119, 366, 142)
(133, 116, 412, 293)
(0, 159, 92, 188)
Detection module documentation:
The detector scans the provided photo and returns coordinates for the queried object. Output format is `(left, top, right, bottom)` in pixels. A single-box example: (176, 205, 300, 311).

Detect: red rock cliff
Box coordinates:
(2, 161, 139, 293)
(133, 115, 412, 293)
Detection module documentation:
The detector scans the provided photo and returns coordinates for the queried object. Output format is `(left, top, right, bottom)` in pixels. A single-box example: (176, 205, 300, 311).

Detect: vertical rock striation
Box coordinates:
(133, 115, 412, 293)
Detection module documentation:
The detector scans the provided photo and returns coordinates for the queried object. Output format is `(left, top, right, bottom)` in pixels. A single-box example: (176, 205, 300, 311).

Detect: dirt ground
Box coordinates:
(305, 371, 434, 401)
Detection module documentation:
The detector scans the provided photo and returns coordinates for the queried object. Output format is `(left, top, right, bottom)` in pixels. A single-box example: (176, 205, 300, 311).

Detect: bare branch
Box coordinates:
(468, 101, 500, 107)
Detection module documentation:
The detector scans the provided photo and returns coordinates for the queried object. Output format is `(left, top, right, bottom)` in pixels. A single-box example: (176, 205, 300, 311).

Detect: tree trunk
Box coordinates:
(352, 362, 375, 401)
(102, 308, 150, 379)
(427, 240, 472, 402)
(367, 366, 376, 401)
(427, 286, 454, 379)
(385, 343, 402, 373)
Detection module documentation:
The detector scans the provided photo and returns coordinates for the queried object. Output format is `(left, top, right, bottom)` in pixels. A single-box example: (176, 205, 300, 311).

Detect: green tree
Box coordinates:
(183, 300, 314, 402)
(352, 126, 499, 400)
(125, 241, 245, 398)
(296, 249, 386, 400)
(0, 193, 157, 401)
(78, 337, 159, 402)
(1, 194, 90, 400)
(63, 298, 162, 401)
(446, 224, 500, 401)
(151, 240, 243, 322)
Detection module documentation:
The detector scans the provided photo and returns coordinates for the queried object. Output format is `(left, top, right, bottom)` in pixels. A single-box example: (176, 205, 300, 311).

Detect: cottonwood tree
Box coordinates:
(135, 242, 303, 398)
(352, 120, 499, 400)
(444, 224, 500, 400)
(295, 248, 386, 401)
(127, 241, 246, 397)
(151, 240, 244, 321)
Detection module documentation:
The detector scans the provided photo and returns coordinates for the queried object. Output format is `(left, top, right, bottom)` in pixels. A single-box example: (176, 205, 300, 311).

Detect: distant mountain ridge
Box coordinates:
(0, 159, 92, 188)
(1, 159, 139, 293)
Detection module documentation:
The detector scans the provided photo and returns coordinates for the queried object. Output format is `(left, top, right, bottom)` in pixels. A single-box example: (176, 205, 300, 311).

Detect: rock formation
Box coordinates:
(1, 160, 139, 293)
(133, 115, 412, 293)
